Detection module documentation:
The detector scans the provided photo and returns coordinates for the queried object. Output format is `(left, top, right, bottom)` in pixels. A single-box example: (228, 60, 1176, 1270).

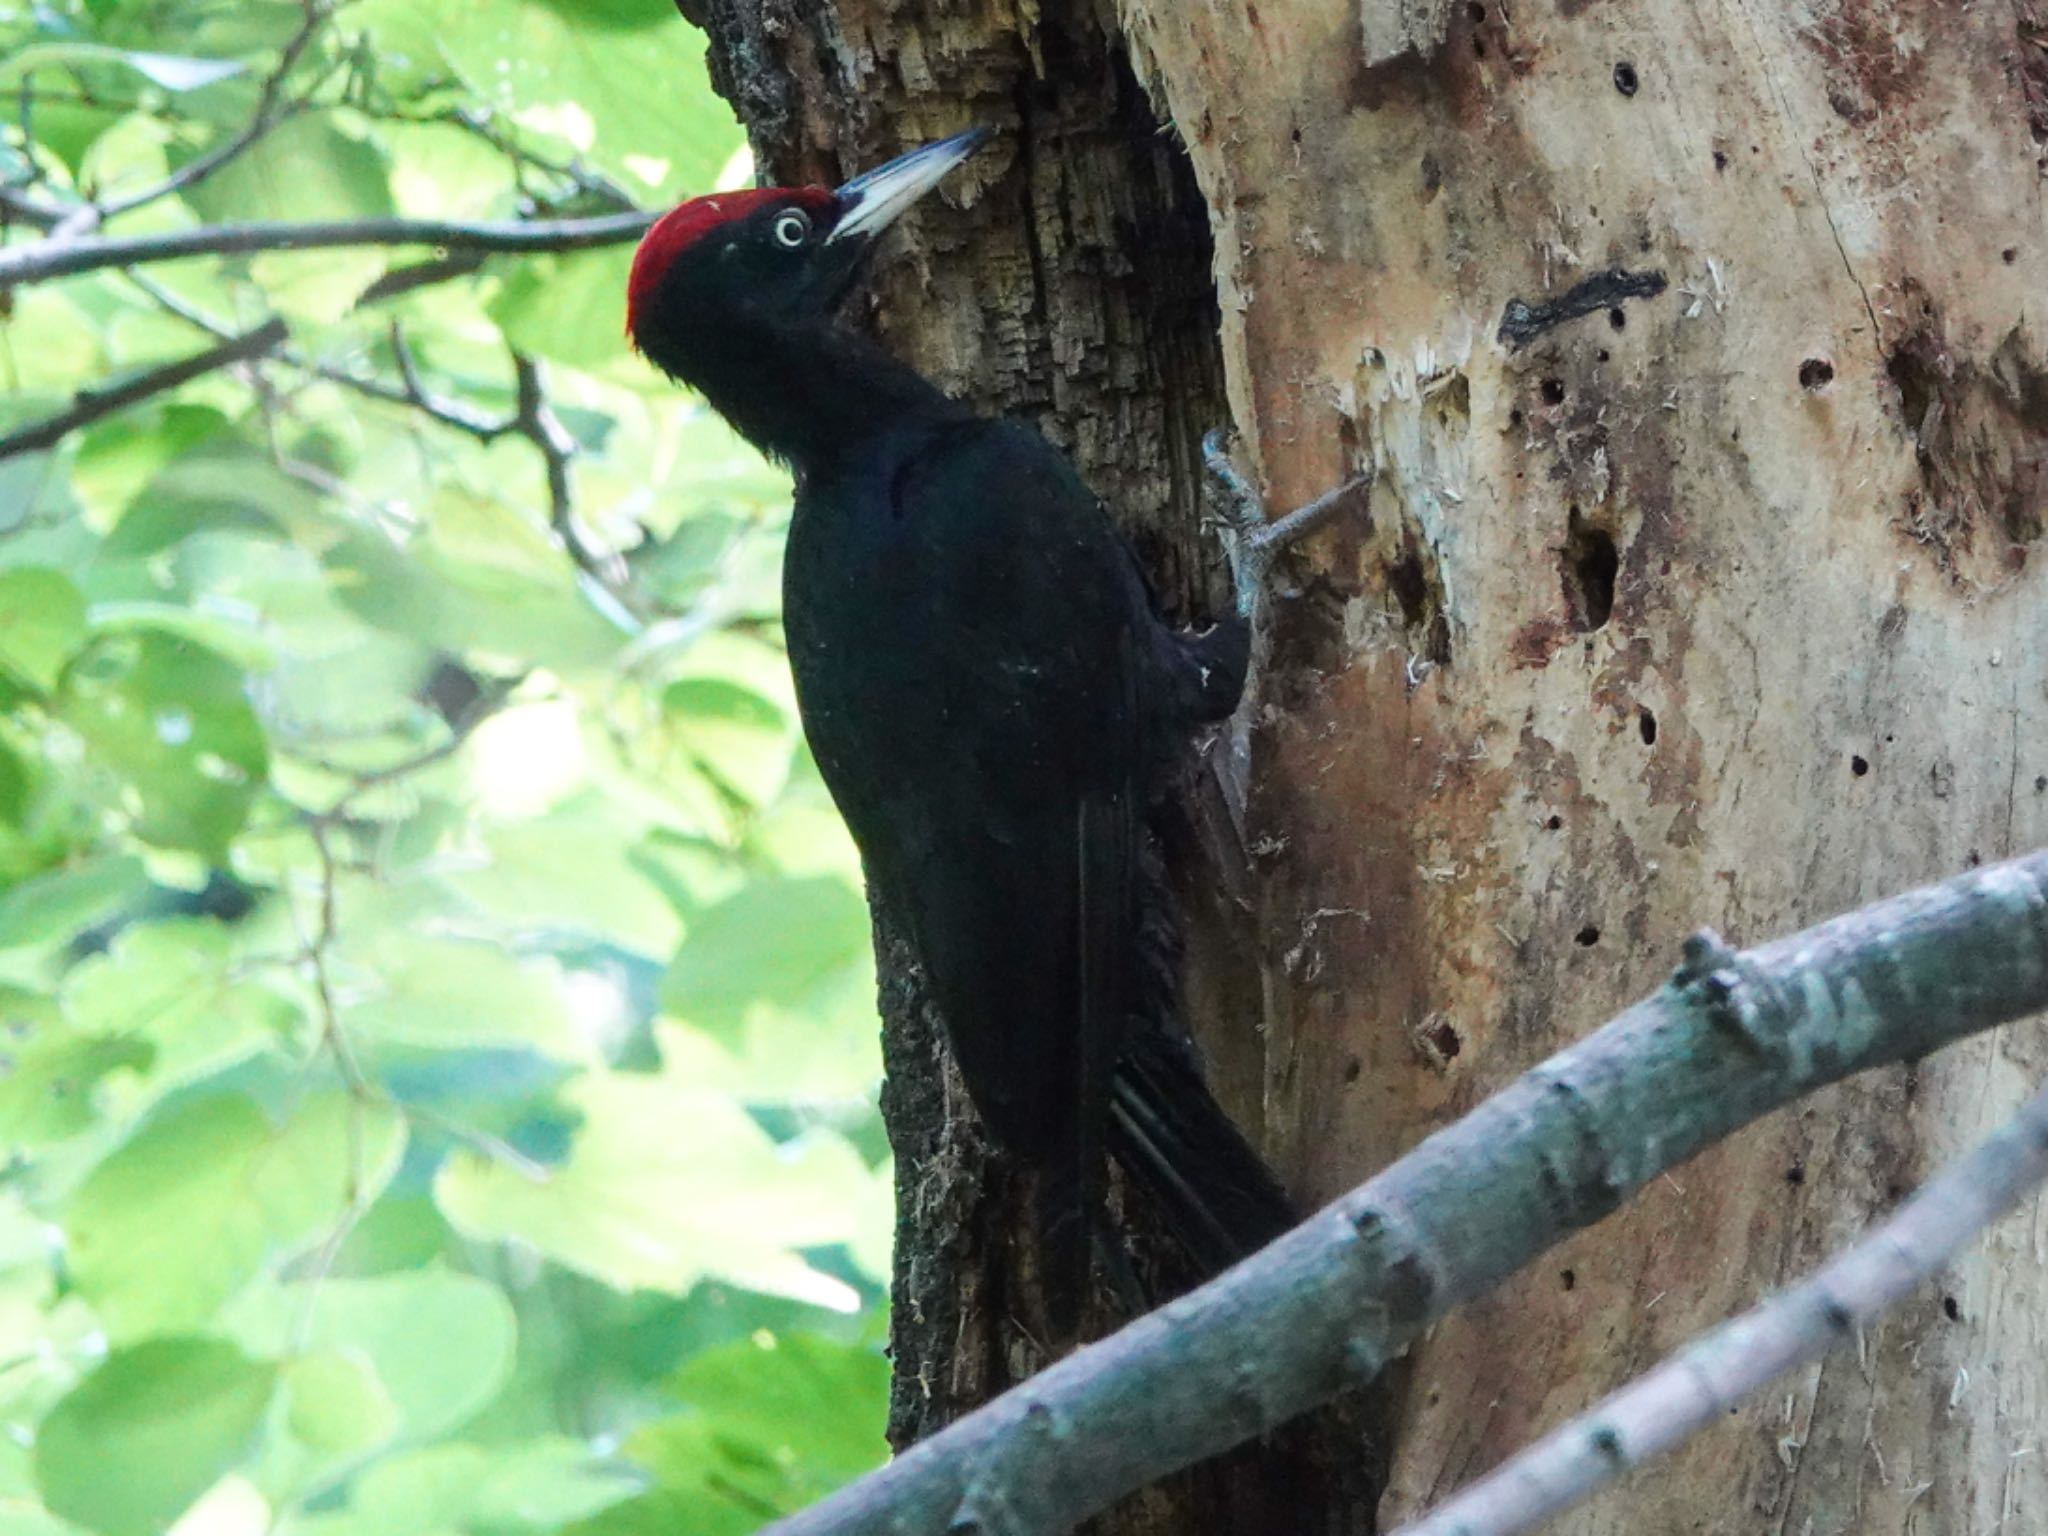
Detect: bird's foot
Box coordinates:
(1201, 427, 1373, 618)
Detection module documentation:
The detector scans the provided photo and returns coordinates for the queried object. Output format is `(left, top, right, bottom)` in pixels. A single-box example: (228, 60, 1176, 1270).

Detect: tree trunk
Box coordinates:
(692, 0, 2048, 1531)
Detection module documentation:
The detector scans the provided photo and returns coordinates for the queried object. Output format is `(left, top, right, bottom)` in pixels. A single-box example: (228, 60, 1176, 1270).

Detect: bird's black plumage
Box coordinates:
(628, 134, 1293, 1324)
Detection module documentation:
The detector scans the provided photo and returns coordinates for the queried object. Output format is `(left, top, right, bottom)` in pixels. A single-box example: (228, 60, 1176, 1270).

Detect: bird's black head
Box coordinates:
(626, 128, 989, 384)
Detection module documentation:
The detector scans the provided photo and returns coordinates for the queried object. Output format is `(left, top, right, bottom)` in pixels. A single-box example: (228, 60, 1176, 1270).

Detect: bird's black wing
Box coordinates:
(784, 416, 1159, 1315)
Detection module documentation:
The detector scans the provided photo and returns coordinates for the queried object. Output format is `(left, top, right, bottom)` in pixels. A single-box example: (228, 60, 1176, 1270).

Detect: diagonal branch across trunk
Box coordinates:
(764, 847, 2048, 1536)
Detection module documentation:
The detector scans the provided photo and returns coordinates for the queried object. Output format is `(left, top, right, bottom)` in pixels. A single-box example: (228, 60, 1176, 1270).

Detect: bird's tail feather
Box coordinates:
(1106, 1027, 1296, 1279)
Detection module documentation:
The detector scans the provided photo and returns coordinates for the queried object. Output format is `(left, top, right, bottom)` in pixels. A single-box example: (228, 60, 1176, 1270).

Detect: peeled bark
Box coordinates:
(692, 0, 2048, 1530)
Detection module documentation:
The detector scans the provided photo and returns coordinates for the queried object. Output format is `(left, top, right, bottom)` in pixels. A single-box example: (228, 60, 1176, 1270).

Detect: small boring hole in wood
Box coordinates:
(1639, 707, 1657, 745)
(1851, 754, 1870, 777)
(1575, 924, 1601, 947)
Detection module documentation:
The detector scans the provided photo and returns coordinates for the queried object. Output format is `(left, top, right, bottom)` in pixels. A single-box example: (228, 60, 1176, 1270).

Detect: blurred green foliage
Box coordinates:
(0, 0, 894, 1531)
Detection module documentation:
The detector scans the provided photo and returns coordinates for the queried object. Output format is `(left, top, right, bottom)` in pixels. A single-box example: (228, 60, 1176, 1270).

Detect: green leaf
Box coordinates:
(0, 44, 246, 93)
(57, 632, 270, 859)
(311, 1437, 634, 1536)
(0, 854, 148, 953)
(326, 519, 627, 672)
(392, 0, 740, 198)
(467, 1438, 643, 1530)
(0, 1031, 153, 1147)
(337, 933, 590, 1061)
(27, 101, 125, 177)
(60, 919, 299, 1116)
(563, 1488, 758, 1536)
(100, 441, 304, 563)
(281, 1349, 400, 1457)
(71, 403, 232, 527)
(434, 1051, 873, 1308)
(660, 678, 794, 810)
(660, 876, 869, 1040)
(0, 569, 87, 693)
(182, 114, 394, 225)
(65, 1094, 406, 1336)
(33, 1336, 276, 1536)
(487, 248, 633, 370)
(443, 796, 682, 957)
(87, 601, 276, 672)
(225, 1272, 516, 1446)
(655, 1331, 889, 1497)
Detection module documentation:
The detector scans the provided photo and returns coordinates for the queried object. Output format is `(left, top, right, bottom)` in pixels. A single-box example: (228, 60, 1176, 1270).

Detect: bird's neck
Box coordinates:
(660, 313, 969, 474)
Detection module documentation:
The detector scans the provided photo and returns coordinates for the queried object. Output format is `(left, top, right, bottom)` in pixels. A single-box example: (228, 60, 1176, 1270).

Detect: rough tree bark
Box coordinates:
(689, 0, 2048, 1531)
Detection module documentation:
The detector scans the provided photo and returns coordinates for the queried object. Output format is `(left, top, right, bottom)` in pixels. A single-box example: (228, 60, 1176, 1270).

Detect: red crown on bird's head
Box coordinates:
(626, 185, 836, 343)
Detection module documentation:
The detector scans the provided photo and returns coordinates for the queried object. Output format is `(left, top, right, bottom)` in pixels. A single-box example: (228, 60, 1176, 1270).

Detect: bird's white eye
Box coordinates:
(772, 209, 811, 248)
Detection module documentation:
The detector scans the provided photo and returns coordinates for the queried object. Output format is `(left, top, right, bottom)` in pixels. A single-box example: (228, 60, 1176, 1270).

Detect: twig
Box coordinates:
(1393, 1076, 2048, 1536)
(512, 353, 639, 609)
(4, 3, 332, 235)
(433, 104, 640, 212)
(0, 209, 653, 288)
(0, 317, 287, 459)
(759, 849, 2048, 1536)
(384, 322, 514, 440)
(99, 0, 333, 229)
(308, 674, 520, 821)
(289, 817, 374, 1352)
(124, 271, 510, 441)
(353, 251, 488, 306)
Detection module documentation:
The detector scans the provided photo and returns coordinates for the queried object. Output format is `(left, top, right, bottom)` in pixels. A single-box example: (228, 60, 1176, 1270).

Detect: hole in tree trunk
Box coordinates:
(1560, 508, 1618, 632)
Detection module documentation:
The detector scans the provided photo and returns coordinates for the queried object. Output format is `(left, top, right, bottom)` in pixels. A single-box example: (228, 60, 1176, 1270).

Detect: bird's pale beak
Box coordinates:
(826, 127, 990, 245)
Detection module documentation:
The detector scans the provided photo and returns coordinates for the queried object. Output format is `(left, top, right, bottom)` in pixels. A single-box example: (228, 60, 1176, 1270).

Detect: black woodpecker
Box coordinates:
(625, 129, 1295, 1328)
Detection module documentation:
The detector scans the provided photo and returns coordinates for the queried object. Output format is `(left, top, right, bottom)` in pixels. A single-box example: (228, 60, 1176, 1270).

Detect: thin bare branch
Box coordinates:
(511, 353, 640, 612)
(0, 316, 287, 459)
(760, 849, 2048, 1536)
(434, 104, 640, 211)
(308, 673, 521, 821)
(1392, 1076, 2048, 1536)
(125, 270, 510, 441)
(383, 322, 514, 440)
(353, 251, 489, 306)
(0, 209, 653, 289)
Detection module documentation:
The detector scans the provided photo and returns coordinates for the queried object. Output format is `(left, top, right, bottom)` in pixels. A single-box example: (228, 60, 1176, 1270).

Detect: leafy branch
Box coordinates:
(763, 847, 2048, 1536)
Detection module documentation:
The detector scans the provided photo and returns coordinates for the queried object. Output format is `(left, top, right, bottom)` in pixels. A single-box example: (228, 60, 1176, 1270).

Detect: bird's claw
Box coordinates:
(1202, 426, 1375, 619)
(1201, 429, 1272, 620)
